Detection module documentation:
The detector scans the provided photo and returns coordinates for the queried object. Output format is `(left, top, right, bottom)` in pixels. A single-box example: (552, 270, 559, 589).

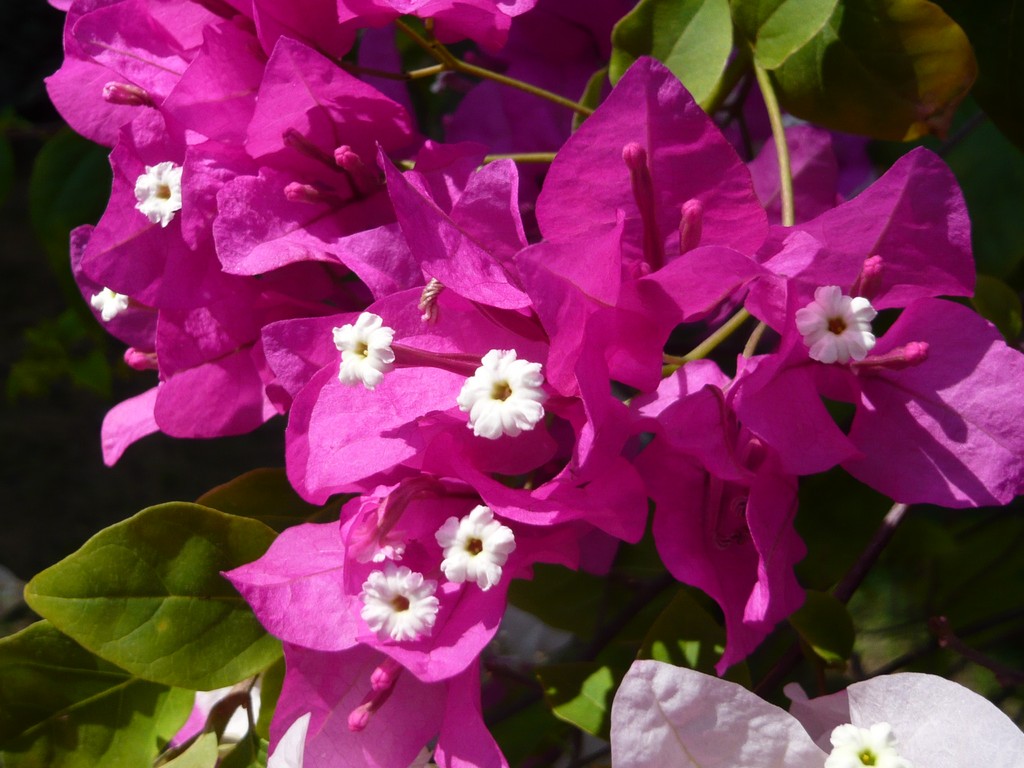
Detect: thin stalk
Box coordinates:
(666, 307, 752, 368)
(483, 152, 557, 164)
(394, 18, 592, 116)
(753, 63, 794, 227)
(742, 321, 768, 358)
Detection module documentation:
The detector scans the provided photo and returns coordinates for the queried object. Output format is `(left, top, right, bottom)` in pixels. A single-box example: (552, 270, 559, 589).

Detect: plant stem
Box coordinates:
(483, 152, 558, 164)
(666, 307, 752, 369)
(394, 18, 593, 116)
(753, 63, 794, 227)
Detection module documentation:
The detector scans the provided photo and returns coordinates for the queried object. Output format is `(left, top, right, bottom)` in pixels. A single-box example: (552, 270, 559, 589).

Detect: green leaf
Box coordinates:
(730, 0, 839, 68)
(196, 468, 346, 532)
(638, 588, 726, 672)
(218, 733, 267, 768)
(788, 590, 855, 665)
(25, 503, 281, 690)
(508, 565, 615, 636)
(0, 133, 14, 208)
(573, 67, 609, 132)
(972, 274, 1023, 342)
(160, 733, 219, 768)
(536, 662, 619, 738)
(769, 0, 977, 140)
(610, 0, 733, 104)
(28, 129, 111, 302)
(0, 620, 193, 768)
(933, 1, 1024, 151)
(255, 656, 285, 741)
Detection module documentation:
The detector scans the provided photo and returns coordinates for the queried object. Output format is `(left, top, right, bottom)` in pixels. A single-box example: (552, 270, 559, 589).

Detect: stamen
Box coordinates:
(347, 680, 397, 732)
(282, 128, 337, 168)
(102, 82, 153, 107)
(678, 198, 704, 255)
(622, 142, 665, 271)
(369, 658, 403, 691)
(284, 182, 347, 207)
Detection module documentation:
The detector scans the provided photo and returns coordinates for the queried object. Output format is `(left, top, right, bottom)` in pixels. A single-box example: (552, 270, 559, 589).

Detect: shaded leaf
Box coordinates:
(770, 0, 977, 140)
(730, 0, 839, 68)
(28, 129, 111, 301)
(573, 66, 609, 133)
(0, 621, 192, 767)
(255, 656, 286, 741)
(537, 662, 619, 739)
(160, 733, 219, 768)
(638, 588, 726, 672)
(509, 564, 620, 636)
(0, 133, 13, 208)
(196, 468, 346, 532)
(972, 274, 1023, 342)
(610, 0, 733, 105)
(25, 503, 281, 690)
(788, 590, 855, 664)
(933, 1, 1024, 151)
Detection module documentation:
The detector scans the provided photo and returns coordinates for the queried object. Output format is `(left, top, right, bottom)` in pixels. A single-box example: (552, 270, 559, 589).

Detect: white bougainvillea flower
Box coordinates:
(795, 285, 877, 364)
(825, 723, 912, 768)
(268, 712, 310, 768)
(89, 287, 130, 321)
(332, 312, 396, 390)
(360, 563, 439, 642)
(456, 349, 546, 439)
(435, 504, 516, 591)
(611, 661, 1024, 768)
(133, 161, 183, 227)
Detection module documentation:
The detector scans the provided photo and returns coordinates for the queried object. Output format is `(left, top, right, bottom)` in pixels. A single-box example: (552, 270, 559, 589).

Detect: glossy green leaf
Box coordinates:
(25, 503, 281, 690)
(933, 1, 1024, 151)
(638, 588, 726, 672)
(972, 274, 1023, 342)
(196, 468, 345, 532)
(770, 0, 976, 140)
(537, 662, 619, 738)
(0, 621, 192, 768)
(28, 129, 111, 301)
(788, 590, 855, 665)
(573, 67, 609, 132)
(256, 656, 285, 741)
(610, 0, 733, 104)
(160, 733, 219, 768)
(730, 0, 839, 68)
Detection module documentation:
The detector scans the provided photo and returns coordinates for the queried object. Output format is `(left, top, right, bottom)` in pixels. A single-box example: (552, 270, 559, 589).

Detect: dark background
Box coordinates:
(0, 3, 284, 581)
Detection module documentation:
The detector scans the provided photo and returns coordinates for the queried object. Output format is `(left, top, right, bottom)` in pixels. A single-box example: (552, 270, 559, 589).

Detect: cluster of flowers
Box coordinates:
(50, 0, 1024, 765)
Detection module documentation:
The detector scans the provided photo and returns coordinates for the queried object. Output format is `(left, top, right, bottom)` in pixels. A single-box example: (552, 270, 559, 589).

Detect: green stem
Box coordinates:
(665, 307, 752, 370)
(394, 18, 592, 116)
(483, 152, 557, 164)
(700, 47, 751, 116)
(742, 320, 767, 358)
(753, 63, 794, 227)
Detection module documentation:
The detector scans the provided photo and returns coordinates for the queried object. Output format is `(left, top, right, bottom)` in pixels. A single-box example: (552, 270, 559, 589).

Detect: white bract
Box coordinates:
(134, 161, 183, 227)
(333, 312, 396, 390)
(435, 505, 516, 591)
(795, 285, 877, 364)
(457, 349, 546, 439)
(360, 563, 439, 642)
(89, 288, 130, 321)
(825, 723, 912, 768)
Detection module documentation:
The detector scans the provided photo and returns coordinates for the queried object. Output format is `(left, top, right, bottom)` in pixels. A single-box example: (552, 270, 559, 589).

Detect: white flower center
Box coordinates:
(795, 285, 877, 364)
(825, 723, 913, 768)
(456, 349, 546, 439)
(435, 505, 516, 591)
(89, 288, 130, 321)
(360, 563, 439, 642)
(333, 312, 396, 390)
(134, 161, 183, 227)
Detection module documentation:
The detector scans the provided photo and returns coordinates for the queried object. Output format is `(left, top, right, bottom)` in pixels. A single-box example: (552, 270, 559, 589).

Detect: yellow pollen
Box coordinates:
(155, 183, 172, 200)
(466, 537, 484, 556)
(491, 381, 513, 401)
(828, 317, 847, 335)
(859, 750, 876, 766)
